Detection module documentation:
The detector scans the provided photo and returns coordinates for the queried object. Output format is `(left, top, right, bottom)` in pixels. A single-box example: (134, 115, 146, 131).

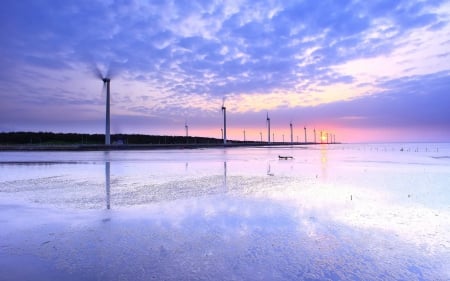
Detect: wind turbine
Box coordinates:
(266, 112, 271, 143)
(221, 98, 227, 144)
(304, 126, 307, 143)
(290, 121, 293, 143)
(94, 66, 113, 145)
(185, 121, 189, 137)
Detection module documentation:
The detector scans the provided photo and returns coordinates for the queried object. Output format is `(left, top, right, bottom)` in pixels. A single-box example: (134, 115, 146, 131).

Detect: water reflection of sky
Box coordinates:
(1, 144, 449, 280)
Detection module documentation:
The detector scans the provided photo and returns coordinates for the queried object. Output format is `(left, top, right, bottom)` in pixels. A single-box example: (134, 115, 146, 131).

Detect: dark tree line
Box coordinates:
(0, 132, 225, 145)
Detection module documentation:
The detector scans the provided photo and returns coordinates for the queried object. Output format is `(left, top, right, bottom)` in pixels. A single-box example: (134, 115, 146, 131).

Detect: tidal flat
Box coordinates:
(1, 144, 449, 280)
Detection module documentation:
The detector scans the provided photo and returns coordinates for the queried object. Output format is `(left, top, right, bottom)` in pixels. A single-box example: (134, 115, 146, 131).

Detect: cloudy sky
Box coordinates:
(1, 0, 450, 142)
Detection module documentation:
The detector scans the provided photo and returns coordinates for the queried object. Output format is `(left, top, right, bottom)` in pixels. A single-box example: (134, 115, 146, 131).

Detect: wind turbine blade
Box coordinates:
(93, 64, 104, 80)
(101, 81, 106, 96)
(105, 61, 122, 79)
(105, 66, 113, 79)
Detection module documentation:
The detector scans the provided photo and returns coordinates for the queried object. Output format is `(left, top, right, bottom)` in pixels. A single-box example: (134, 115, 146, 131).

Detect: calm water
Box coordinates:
(1, 144, 449, 280)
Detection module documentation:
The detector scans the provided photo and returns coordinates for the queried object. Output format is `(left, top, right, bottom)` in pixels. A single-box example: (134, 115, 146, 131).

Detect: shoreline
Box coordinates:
(0, 142, 325, 151)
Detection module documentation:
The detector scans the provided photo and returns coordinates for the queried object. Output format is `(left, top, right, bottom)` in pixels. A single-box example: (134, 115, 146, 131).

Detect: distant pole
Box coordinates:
(326, 133, 329, 144)
(260, 132, 262, 142)
(267, 112, 271, 143)
(185, 123, 188, 138)
(290, 122, 293, 143)
(304, 127, 307, 143)
(221, 128, 223, 141)
(314, 128, 316, 143)
(243, 130, 246, 142)
(273, 132, 275, 143)
(320, 131, 323, 143)
(282, 134, 285, 143)
(297, 136, 298, 143)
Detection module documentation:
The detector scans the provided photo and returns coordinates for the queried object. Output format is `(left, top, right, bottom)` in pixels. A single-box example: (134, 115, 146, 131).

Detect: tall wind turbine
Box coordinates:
(95, 66, 112, 145)
(266, 112, 271, 143)
(185, 121, 189, 137)
(221, 98, 227, 144)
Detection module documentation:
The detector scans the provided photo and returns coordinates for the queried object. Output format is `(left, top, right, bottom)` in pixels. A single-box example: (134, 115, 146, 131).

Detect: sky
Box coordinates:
(1, 0, 450, 143)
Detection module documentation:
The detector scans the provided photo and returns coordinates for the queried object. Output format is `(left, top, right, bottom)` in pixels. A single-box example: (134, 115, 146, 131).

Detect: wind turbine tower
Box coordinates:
(290, 121, 293, 143)
(104, 78, 111, 145)
(314, 128, 316, 143)
(222, 99, 227, 144)
(185, 122, 188, 137)
(266, 112, 271, 143)
(95, 65, 113, 145)
(304, 126, 307, 143)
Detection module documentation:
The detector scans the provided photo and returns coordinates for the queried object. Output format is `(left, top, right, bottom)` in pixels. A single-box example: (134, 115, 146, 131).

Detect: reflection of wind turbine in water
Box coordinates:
(105, 161, 111, 210)
(223, 161, 227, 192)
(267, 163, 274, 176)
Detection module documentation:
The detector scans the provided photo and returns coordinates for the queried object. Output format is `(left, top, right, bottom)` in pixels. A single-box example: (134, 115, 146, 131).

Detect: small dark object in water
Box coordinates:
(279, 155, 294, 160)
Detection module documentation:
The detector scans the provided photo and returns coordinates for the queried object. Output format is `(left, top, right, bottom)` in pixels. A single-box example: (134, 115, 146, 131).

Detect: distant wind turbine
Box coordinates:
(290, 121, 293, 143)
(304, 126, 307, 143)
(266, 112, 271, 143)
(222, 98, 227, 144)
(185, 121, 189, 137)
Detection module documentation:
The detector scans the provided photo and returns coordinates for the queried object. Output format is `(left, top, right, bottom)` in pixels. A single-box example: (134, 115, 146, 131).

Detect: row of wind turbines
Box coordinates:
(220, 99, 336, 145)
(95, 67, 336, 145)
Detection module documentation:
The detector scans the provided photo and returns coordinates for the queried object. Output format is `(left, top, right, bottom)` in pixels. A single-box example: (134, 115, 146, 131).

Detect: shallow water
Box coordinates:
(1, 144, 449, 280)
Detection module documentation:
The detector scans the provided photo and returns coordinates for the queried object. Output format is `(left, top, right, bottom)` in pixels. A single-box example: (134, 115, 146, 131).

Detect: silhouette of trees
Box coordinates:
(0, 132, 224, 145)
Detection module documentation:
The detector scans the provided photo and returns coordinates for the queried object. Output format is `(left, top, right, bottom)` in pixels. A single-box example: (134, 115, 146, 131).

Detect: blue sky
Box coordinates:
(1, 0, 450, 142)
